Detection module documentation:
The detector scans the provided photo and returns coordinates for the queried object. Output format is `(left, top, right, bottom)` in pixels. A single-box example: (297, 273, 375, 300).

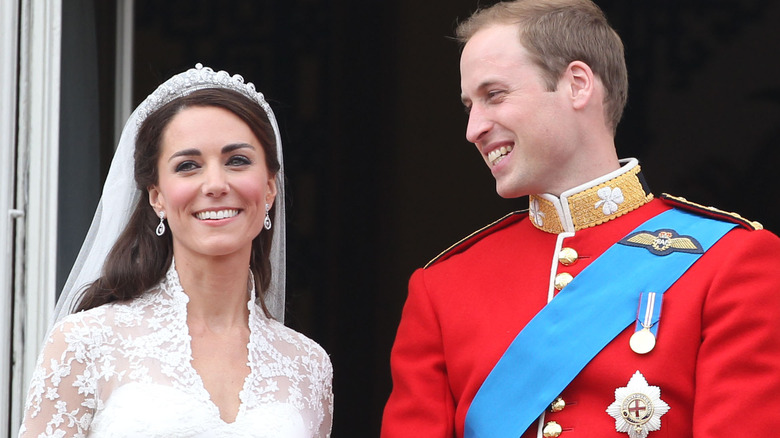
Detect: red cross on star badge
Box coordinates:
(606, 371, 670, 438)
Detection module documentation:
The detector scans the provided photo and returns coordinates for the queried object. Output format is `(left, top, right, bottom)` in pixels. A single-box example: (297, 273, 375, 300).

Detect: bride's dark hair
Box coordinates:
(74, 88, 281, 316)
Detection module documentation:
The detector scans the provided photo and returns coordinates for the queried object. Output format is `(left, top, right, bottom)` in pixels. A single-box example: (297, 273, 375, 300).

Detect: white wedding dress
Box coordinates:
(18, 263, 333, 438)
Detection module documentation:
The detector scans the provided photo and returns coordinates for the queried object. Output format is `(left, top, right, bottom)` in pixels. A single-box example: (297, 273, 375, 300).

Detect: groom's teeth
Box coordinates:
(488, 145, 513, 166)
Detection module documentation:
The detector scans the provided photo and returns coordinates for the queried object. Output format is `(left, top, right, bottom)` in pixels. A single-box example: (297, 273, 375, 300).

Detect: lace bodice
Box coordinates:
(18, 264, 333, 438)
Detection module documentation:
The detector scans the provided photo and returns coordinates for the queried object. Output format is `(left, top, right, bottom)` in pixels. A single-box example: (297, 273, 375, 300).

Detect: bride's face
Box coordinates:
(148, 105, 277, 261)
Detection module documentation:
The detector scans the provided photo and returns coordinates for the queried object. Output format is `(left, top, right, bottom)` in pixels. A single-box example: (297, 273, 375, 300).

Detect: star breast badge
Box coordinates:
(606, 371, 670, 438)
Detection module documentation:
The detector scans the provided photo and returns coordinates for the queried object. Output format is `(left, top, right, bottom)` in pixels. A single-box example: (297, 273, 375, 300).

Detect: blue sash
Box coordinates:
(464, 209, 736, 438)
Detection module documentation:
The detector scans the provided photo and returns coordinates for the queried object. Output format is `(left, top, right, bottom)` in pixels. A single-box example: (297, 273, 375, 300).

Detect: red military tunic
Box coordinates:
(382, 159, 780, 438)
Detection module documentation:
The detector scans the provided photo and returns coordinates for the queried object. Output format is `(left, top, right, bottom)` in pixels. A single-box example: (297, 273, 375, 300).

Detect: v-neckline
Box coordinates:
(186, 331, 254, 424)
(168, 260, 256, 425)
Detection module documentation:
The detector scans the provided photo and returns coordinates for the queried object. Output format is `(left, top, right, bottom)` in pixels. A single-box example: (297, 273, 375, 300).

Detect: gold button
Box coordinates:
(554, 273, 574, 290)
(558, 247, 578, 266)
(550, 397, 566, 412)
(543, 421, 563, 437)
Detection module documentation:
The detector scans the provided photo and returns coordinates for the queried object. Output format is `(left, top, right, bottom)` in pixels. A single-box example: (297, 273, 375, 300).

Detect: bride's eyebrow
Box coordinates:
(222, 143, 255, 153)
(167, 143, 255, 162)
(168, 148, 200, 161)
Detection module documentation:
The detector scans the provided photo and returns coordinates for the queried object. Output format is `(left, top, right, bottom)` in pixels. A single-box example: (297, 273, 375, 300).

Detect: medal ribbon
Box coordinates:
(636, 292, 661, 336)
(464, 208, 736, 438)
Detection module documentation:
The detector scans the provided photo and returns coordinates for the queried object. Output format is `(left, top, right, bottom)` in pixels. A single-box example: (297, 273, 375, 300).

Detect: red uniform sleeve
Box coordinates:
(694, 228, 780, 436)
(381, 268, 456, 438)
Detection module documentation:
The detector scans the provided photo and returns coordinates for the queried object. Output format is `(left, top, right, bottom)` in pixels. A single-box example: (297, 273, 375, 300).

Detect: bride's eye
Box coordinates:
(227, 155, 252, 167)
(175, 160, 199, 172)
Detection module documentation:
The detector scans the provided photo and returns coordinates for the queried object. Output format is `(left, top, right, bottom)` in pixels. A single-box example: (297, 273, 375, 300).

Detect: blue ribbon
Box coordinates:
(464, 209, 736, 438)
(635, 292, 662, 337)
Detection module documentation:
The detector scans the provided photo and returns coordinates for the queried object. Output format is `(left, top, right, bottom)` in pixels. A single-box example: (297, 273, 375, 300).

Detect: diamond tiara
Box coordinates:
(134, 63, 272, 125)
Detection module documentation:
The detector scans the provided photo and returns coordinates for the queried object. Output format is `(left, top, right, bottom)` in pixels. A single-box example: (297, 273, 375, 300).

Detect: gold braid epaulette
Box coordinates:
(660, 193, 763, 230)
(424, 211, 527, 268)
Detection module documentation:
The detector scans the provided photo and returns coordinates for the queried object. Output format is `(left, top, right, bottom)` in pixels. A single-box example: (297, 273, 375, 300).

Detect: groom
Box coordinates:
(382, 0, 780, 437)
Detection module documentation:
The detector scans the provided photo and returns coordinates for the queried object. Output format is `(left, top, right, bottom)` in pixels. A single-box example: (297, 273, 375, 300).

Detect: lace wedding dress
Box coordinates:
(19, 263, 333, 438)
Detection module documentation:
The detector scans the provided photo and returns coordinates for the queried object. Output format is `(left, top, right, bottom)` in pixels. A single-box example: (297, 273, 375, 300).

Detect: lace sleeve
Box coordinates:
(318, 355, 334, 438)
(18, 316, 102, 438)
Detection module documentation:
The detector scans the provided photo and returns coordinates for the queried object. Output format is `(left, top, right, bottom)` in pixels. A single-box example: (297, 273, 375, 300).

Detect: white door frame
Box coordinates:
(9, 0, 62, 435)
(6, 0, 134, 434)
(0, 0, 21, 432)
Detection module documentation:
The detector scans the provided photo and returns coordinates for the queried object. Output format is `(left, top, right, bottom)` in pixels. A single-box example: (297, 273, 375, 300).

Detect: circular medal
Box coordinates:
(629, 328, 656, 354)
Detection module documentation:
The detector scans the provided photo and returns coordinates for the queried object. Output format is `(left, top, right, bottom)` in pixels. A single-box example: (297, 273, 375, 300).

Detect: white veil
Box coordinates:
(53, 63, 287, 324)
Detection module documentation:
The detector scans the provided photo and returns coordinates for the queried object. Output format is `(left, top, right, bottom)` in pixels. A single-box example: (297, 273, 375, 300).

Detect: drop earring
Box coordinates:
(264, 203, 272, 230)
(156, 211, 166, 236)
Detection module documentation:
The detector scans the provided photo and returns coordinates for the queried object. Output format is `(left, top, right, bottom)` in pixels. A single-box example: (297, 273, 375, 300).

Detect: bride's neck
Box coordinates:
(175, 252, 253, 328)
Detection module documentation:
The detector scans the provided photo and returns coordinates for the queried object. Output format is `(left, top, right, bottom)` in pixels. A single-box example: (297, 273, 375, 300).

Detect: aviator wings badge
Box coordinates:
(606, 371, 670, 438)
(618, 228, 703, 256)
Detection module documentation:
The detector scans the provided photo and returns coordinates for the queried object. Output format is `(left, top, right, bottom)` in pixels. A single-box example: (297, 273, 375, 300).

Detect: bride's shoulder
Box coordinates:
(50, 298, 147, 338)
(261, 317, 331, 365)
(53, 303, 111, 329)
(41, 305, 115, 355)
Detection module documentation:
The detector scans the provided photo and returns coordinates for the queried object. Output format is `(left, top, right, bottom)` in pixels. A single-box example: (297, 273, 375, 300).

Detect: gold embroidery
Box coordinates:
(531, 197, 565, 234)
(529, 165, 653, 234)
(660, 193, 763, 230)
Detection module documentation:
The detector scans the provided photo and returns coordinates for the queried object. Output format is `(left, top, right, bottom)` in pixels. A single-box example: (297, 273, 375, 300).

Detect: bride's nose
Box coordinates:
(202, 166, 230, 197)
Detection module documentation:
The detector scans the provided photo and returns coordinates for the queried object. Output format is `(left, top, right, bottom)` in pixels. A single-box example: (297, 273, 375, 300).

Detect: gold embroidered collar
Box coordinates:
(528, 159, 653, 234)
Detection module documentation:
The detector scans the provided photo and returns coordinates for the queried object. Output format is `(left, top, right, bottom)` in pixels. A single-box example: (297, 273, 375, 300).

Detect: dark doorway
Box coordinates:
(57, 1, 780, 436)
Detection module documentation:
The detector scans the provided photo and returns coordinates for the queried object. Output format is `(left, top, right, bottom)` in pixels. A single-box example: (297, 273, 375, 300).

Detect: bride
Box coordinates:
(18, 64, 333, 437)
